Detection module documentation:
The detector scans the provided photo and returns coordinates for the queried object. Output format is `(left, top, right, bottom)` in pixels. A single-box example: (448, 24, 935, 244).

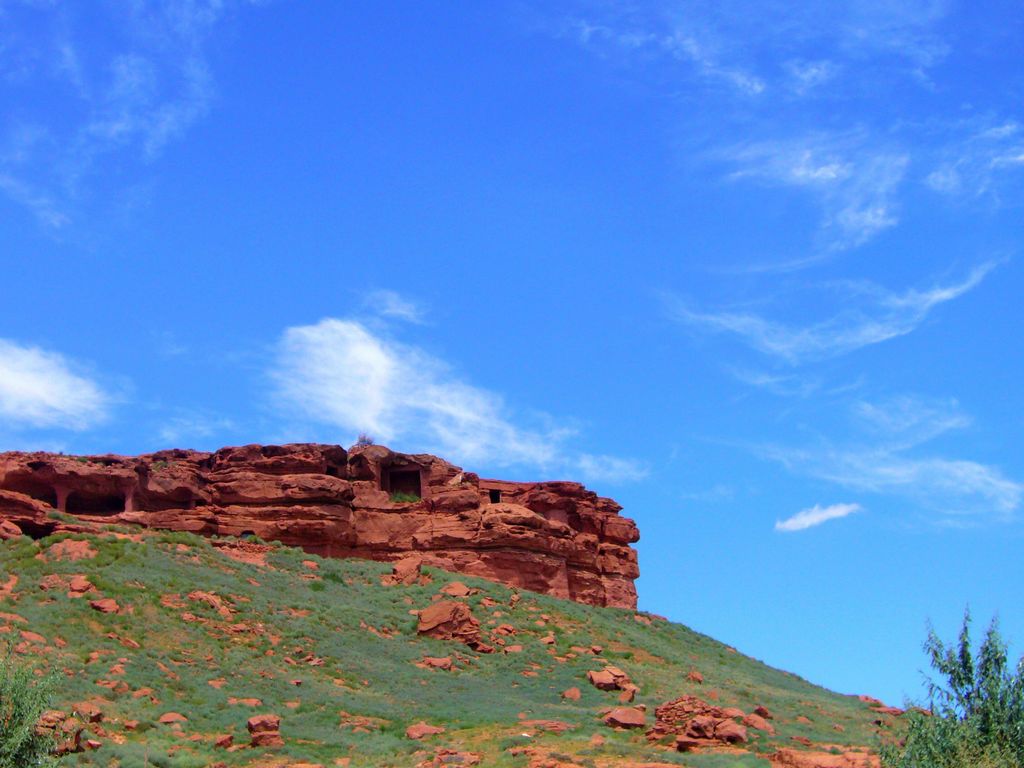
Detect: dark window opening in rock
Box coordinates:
(385, 469, 421, 502)
(65, 493, 124, 516)
(4, 483, 57, 509)
(17, 521, 56, 540)
(325, 465, 340, 478)
(240, 531, 258, 541)
(489, 489, 502, 504)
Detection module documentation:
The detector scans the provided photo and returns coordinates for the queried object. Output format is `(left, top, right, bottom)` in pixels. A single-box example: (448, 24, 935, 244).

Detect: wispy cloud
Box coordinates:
(765, 446, 1022, 523)
(270, 318, 641, 480)
(667, 262, 995, 364)
(925, 120, 1024, 199)
(0, 338, 108, 430)
(784, 59, 838, 94)
(760, 395, 1022, 524)
(568, 18, 764, 95)
(776, 502, 860, 532)
(0, 1, 256, 228)
(852, 395, 970, 447)
(561, 1, 952, 94)
(364, 290, 426, 324)
(721, 135, 909, 250)
(157, 411, 236, 448)
(575, 453, 649, 484)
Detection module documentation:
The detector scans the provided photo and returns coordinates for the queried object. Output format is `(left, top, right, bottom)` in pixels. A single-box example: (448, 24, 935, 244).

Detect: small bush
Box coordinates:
(0, 652, 55, 767)
(389, 491, 420, 504)
(882, 610, 1024, 768)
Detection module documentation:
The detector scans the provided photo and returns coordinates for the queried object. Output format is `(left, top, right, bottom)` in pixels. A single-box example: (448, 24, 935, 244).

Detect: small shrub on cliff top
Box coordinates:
(882, 610, 1024, 768)
(0, 652, 55, 768)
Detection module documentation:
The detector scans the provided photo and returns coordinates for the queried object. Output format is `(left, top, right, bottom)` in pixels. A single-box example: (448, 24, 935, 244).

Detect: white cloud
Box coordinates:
(722, 136, 908, 250)
(767, 446, 1022, 522)
(785, 59, 838, 93)
(157, 412, 236, 447)
(364, 290, 425, 324)
(925, 119, 1024, 199)
(0, 1, 254, 228)
(852, 395, 970, 447)
(561, 0, 952, 96)
(575, 453, 649, 484)
(0, 338, 108, 430)
(776, 502, 860, 532)
(568, 17, 764, 95)
(271, 318, 642, 481)
(668, 262, 995, 364)
(660, 29, 765, 94)
(759, 396, 1022, 523)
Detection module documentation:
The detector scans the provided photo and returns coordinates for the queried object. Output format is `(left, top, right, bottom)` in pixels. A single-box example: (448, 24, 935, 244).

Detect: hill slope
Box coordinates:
(0, 527, 898, 767)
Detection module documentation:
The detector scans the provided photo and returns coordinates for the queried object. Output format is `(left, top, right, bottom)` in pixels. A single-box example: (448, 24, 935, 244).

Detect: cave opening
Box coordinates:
(384, 468, 421, 501)
(65, 492, 124, 516)
(489, 489, 502, 504)
(17, 521, 57, 540)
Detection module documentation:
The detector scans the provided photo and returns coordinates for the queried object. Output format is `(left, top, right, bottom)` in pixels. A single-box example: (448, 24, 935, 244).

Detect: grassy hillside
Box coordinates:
(0, 527, 897, 767)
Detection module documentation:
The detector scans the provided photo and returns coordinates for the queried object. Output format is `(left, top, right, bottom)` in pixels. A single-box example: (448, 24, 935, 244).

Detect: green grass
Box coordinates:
(388, 491, 421, 504)
(0, 530, 895, 766)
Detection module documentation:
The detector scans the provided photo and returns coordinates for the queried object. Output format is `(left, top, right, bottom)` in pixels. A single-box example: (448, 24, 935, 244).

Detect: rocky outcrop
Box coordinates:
(649, 695, 765, 751)
(0, 443, 640, 608)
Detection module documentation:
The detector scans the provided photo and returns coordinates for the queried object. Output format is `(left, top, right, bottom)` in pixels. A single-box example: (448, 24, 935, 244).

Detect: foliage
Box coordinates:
(882, 610, 1024, 768)
(0, 651, 55, 768)
(388, 491, 421, 503)
(355, 433, 375, 447)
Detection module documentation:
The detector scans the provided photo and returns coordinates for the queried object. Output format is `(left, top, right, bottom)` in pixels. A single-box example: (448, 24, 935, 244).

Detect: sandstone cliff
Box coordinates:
(0, 443, 639, 608)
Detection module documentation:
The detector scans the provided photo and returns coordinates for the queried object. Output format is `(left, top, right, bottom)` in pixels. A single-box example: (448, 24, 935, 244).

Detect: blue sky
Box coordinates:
(1, 1, 1022, 706)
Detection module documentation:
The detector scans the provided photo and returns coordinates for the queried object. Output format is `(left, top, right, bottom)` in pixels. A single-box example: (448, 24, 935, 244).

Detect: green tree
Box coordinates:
(0, 651, 55, 768)
(883, 610, 1024, 768)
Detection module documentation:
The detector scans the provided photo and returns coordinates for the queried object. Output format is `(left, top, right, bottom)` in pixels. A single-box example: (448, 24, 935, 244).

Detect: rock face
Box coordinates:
(0, 443, 640, 608)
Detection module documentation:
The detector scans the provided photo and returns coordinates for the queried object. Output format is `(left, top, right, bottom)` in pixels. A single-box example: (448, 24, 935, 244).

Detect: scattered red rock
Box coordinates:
(247, 714, 283, 747)
(44, 539, 98, 562)
(187, 590, 235, 619)
(587, 665, 632, 692)
(870, 705, 904, 717)
(649, 695, 754, 752)
(603, 706, 647, 729)
(770, 747, 880, 768)
(158, 712, 188, 725)
(418, 656, 453, 670)
(418, 748, 481, 767)
(439, 581, 476, 597)
(406, 721, 446, 740)
(561, 687, 581, 701)
(89, 598, 120, 614)
(385, 557, 426, 586)
(687, 669, 704, 685)
(416, 601, 493, 652)
(73, 701, 103, 724)
(743, 712, 776, 734)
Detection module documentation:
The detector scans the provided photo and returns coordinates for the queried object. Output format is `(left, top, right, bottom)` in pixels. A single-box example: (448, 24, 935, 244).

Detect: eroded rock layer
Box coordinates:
(0, 443, 639, 607)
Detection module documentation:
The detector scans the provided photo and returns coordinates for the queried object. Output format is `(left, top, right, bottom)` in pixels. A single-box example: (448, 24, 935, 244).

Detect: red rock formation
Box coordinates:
(648, 695, 763, 752)
(0, 443, 640, 608)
